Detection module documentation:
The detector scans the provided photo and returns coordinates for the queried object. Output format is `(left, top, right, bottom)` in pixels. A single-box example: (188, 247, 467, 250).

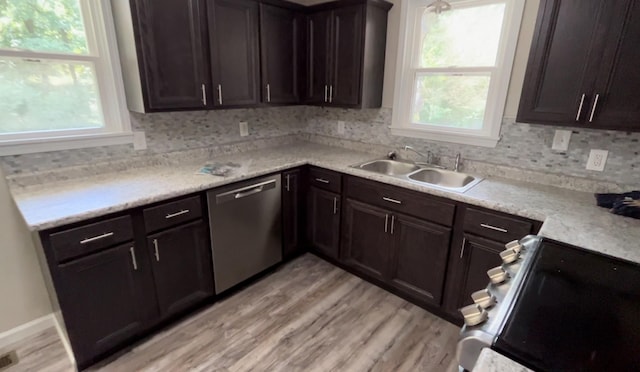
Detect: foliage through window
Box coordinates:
(392, 0, 524, 147)
(0, 0, 129, 150)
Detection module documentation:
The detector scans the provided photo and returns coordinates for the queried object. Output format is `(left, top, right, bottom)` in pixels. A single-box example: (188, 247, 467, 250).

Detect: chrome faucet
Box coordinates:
(403, 146, 446, 169)
(454, 153, 462, 172)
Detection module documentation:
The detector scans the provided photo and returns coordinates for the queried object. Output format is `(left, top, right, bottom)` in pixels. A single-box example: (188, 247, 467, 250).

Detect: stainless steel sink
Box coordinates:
(408, 168, 482, 192)
(352, 158, 483, 193)
(357, 159, 421, 176)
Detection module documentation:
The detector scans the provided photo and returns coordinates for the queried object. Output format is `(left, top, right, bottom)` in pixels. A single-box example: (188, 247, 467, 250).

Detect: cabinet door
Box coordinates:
(341, 199, 392, 282)
(306, 11, 332, 104)
(283, 169, 304, 258)
(56, 244, 149, 367)
(133, 0, 209, 111)
(260, 4, 302, 104)
(330, 5, 364, 107)
(455, 235, 503, 309)
(389, 214, 451, 306)
(307, 186, 341, 259)
(208, 0, 261, 107)
(148, 220, 213, 317)
(589, 0, 640, 130)
(517, 0, 608, 125)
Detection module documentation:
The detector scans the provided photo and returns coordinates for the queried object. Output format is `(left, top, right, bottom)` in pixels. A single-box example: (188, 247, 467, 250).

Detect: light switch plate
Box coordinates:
(133, 131, 147, 150)
(239, 121, 249, 137)
(551, 130, 571, 151)
(337, 121, 345, 135)
(586, 149, 608, 171)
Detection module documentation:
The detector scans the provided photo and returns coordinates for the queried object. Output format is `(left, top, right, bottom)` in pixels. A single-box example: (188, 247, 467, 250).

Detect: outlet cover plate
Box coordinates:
(239, 121, 249, 137)
(551, 130, 571, 151)
(586, 149, 608, 171)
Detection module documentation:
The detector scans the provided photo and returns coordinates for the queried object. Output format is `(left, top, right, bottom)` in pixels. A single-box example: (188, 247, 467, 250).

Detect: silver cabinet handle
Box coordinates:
(460, 237, 467, 259)
(333, 197, 338, 215)
(129, 247, 138, 271)
(165, 209, 190, 219)
(576, 93, 585, 121)
(315, 178, 330, 184)
(266, 83, 271, 103)
(201, 84, 207, 106)
(285, 174, 290, 192)
(80, 232, 114, 244)
(390, 215, 396, 235)
(329, 85, 333, 103)
(384, 214, 389, 233)
(153, 239, 160, 262)
(382, 197, 402, 205)
(217, 84, 223, 105)
(324, 85, 328, 102)
(480, 223, 508, 233)
(589, 93, 600, 122)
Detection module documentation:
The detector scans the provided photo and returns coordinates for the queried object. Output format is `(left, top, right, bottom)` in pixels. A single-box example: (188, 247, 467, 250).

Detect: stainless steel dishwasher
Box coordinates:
(207, 174, 282, 294)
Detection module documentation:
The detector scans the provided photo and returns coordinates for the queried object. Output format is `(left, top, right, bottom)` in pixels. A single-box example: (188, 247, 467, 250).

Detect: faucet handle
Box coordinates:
(387, 151, 397, 160)
(454, 153, 462, 172)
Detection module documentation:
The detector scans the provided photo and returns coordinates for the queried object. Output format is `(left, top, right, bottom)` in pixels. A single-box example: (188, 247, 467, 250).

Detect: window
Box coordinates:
(391, 0, 525, 147)
(0, 0, 131, 155)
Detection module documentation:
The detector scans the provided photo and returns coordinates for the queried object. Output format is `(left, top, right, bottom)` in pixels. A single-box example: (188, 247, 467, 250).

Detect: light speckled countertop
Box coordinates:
(9, 142, 640, 266)
(473, 348, 532, 372)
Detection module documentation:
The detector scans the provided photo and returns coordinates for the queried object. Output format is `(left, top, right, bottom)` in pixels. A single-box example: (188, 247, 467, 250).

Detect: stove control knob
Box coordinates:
(505, 240, 523, 253)
(460, 304, 488, 327)
(471, 289, 496, 309)
(500, 248, 519, 264)
(487, 266, 508, 284)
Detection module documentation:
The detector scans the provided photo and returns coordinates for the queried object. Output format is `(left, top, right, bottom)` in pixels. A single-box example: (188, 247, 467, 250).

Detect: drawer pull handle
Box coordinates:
(480, 223, 508, 233)
(129, 247, 138, 271)
(153, 239, 160, 262)
(80, 232, 114, 244)
(315, 178, 330, 184)
(382, 197, 402, 205)
(165, 209, 190, 219)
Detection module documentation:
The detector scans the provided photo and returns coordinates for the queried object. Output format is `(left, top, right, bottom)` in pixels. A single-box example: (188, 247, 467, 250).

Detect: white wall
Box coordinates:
(0, 170, 51, 334)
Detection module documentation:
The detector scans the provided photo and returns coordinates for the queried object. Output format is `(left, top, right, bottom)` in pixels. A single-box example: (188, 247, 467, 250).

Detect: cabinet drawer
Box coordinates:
(143, 196, 202, 233)
(345, 176, 456, 227)
(49, 215, 134, 263)
(308, 167, 342, 193)
(463, 208, 533, 243)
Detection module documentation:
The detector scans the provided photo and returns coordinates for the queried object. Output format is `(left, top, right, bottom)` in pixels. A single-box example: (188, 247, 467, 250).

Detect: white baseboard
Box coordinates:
(0, 314, 56, 350)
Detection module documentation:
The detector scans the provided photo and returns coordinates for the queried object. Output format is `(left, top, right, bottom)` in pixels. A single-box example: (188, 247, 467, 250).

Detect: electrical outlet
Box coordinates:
(586, 149, 608, 171)
(239, 121, 249, 137)
(133, 131, 147, 150)
(551, 130, 571, 151)
(337, 121, 346, 135)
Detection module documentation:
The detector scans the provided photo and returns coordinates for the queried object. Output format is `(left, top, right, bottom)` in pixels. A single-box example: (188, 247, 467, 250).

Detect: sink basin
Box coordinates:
(357, 159, 421, 176)
(408, 168, 482, 192)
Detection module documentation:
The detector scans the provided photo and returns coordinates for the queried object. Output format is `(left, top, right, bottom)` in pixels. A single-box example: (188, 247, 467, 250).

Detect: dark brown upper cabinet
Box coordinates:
(260, 3, 304, 104)
(517, 0, 640, 131)
(117, 0, 210, 112)
(305, 0, 392, 108)
(208, 0, 262, 108)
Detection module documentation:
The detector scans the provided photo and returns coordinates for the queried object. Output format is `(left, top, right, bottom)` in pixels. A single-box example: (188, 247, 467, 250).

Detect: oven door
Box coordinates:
(494, 240, 640, 371)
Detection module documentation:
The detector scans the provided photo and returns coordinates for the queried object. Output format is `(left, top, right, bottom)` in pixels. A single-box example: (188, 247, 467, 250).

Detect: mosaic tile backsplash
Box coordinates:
(1, 105, 638, 189)
(305, 107, 640, 187)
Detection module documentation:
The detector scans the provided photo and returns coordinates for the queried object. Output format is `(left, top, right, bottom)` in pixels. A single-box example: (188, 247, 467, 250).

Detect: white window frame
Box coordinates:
(390, 0, 525, 148)
(0, 0, 132, 155)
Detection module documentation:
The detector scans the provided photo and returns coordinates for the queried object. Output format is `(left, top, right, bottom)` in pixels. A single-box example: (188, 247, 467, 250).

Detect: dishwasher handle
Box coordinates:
(215, 179, 277, 204)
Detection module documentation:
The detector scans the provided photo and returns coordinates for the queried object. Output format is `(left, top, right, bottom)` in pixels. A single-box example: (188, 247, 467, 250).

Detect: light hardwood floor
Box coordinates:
(7, 254, 461, 372)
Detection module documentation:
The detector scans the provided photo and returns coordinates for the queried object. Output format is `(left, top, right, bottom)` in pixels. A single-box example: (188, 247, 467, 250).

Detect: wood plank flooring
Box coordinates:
(7, 254, 461, 372)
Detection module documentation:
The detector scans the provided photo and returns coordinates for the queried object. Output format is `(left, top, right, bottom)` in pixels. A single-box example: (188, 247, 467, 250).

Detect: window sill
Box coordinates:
(389, 126, 500, 148)
(0, 132, 134, 156)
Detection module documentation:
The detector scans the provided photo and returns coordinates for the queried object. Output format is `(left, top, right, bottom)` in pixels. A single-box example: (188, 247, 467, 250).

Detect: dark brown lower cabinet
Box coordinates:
(454, 235, 504, 310)
(147, 220, 213, 317)
(56, 243, 151, 368)
(389, 214, 451, 306)
(341, 199, 392, 282)
(307, 186, 341, 259)
(283, 168, 305, 258)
